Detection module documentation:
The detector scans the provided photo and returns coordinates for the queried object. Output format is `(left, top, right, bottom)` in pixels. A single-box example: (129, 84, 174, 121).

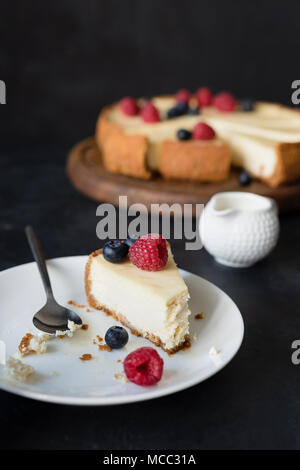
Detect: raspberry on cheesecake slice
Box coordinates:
(85, 235, 191, 354)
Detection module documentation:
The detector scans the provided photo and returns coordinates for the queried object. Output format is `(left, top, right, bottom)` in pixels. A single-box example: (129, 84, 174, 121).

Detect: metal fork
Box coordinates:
(25, 225, 82, 334)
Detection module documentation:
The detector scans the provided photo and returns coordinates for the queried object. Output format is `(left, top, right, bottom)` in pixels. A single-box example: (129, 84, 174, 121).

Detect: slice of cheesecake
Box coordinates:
(85, 245, 191, 354)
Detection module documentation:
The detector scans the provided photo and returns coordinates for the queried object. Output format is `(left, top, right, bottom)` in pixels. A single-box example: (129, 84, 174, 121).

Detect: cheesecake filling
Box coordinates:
(163, 297, 190, 349)
(89, 256, 191, 351)
(215, 131, 277, 178)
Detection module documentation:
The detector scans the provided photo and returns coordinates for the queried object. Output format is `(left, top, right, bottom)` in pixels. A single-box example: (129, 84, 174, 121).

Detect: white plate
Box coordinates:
(0, 256, 244, 405)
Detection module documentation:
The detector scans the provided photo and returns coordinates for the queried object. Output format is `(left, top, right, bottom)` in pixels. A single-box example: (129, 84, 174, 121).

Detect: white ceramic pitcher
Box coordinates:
(199, 192, 279, 267)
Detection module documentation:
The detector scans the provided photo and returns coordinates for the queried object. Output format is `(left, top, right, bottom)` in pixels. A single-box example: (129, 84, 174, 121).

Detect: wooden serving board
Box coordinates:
(67, 137, 300, 216)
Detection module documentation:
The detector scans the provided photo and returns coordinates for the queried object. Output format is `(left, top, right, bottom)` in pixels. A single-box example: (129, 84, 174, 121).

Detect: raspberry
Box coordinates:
(129, 233, 168, 271)
(141, 102, 160, 123)
(124, 347, 164, 386)
(196, 87, 213, 107)
(175, 88, 190, 103)
(120, 97, 139, 116)
(213, 92, 236, 112)
(193, 122, 216, 140)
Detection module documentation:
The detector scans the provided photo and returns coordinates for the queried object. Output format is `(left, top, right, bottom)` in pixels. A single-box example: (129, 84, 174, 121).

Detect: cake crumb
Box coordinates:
(18, 333, 48, 356)
(82, 324, 89, 330)
(117, 359, 122, 363)
(114, 373, 128, 383)
(37, 332, 53, 341)
(209, 347, 222, 365)
(98, 344, 112, 352)
(79, 353, 93, 361)
(18, 333, 33, 356)
(86, 308, 91, 312)
(209, 346, 219, 357)
(195, 312, 204, 320)
(5, 356, 34, 382)
(93, 335, 110, 351)
(68, 300, 85, 308)
(56, 320, 82, 338)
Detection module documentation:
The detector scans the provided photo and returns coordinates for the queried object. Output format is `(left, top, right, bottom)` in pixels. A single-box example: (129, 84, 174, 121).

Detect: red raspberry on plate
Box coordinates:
(193, 122, 216, 140)
(124, 347, 164, 386)
(141, 102, 160, 123)
(175, 88, 190, 103)
(196, 87, 213, 107)
(120, 97, 139, 116)
(129, 233, 168, 271)
(213, 92, 236, 112)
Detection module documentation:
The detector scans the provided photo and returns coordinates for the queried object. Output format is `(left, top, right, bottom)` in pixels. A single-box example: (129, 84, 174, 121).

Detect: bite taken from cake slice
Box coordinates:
(85, 234, 191, 354)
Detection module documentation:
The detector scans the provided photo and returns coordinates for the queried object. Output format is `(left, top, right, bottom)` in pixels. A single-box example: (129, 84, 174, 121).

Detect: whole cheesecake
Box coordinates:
(95, 93, 300, 187)
(85, 241, 191, 354)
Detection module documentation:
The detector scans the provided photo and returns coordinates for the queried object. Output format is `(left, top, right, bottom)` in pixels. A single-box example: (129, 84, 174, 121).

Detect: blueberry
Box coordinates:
(105, 326, 128, 349)
(177, 129, 191, 141)
(167, 106, 181, 119)
(188, 107, 200, 115)
(238, 171, 252, 186)
(167, 101, 189, 119)
(103, 240, 129, 263)
(124, 235, 139, 247)
(176, 101, 189, 114)
(241, 99, 255, 112)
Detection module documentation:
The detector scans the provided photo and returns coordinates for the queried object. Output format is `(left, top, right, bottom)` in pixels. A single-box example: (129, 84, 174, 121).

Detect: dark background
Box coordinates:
(1, 0, 300, 451)
(0, 0, 299, 145)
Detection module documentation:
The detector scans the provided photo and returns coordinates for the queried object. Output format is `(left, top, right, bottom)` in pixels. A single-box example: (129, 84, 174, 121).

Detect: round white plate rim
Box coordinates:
(0, 256, 244, 406)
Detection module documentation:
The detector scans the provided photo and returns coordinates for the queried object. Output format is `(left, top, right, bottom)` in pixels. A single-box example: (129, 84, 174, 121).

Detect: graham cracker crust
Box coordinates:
(84, 249, 190, 354)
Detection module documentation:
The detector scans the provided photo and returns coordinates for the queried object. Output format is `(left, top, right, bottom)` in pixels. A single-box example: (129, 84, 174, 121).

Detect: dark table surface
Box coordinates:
(1, 142, 300, 450)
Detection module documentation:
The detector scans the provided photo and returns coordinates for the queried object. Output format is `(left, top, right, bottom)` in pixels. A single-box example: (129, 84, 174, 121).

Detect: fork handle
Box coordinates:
(25, 225, 54, 299)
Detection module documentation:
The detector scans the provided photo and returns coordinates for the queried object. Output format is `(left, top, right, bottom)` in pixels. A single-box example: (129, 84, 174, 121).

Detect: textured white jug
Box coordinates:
(199, 192, 280, 267)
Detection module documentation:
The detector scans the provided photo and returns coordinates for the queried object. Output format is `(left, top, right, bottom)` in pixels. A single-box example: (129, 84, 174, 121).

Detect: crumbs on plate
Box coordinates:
(194, 312, 204, 320)
(5, 356, 34, 382)
(18, 333, 33, 356)
(68, 300, 85, 308)
(18, 332, 48, 356)
(114, 373, 128, 383)
(98, 344, 112, 352)
(209, 346, 219, 357)
(93, 335, 112, 352)
(79, 353, 93, 361)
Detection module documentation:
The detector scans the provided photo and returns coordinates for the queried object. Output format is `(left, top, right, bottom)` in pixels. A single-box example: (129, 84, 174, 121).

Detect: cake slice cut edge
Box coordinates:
(85, 248, 191, 354)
